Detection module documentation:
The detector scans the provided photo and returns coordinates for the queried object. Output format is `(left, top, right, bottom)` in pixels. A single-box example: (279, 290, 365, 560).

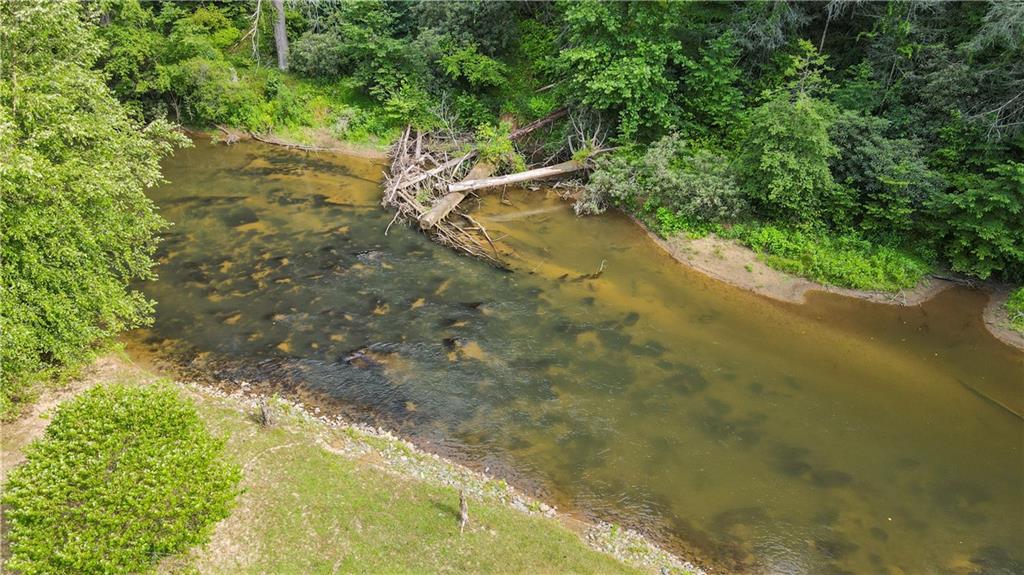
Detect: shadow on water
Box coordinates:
(131, 138, 1024, 575)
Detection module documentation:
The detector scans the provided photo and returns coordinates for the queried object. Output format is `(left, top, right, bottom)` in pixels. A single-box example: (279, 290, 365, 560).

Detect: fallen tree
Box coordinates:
(382, 107, 590, 266)
(447, 160, 583, 194)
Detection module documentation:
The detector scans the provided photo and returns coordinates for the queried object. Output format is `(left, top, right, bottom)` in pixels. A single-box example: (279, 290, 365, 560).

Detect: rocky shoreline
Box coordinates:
(213, 385, 708, 575)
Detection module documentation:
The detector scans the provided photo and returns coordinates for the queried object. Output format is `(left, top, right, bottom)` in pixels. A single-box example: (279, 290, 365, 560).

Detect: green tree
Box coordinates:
(679, 31, 744, 137)
(0, 0, 186, 414)
(736, 41, 840, 223)
(829, 111, 937, 240)
(932, 161, 1024, 280)
(556, 0, 687, 141)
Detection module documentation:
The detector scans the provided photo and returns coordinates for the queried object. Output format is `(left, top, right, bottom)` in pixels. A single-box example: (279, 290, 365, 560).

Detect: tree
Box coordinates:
(0, 0, 186, 414)
(271, 0, 289, 70)
(679, 31, 745, 137)
(736, 41, 840, 223)
(932, 161, 1024, 280)
(555, 0, 688, 141)
(829, 111, 938, 240)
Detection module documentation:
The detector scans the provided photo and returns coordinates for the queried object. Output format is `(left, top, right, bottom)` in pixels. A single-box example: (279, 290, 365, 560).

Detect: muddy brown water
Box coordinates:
(132, 138, 1023, 574)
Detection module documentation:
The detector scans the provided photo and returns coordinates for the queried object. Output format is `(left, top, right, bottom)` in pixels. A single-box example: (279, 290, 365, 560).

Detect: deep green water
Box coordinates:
(133, 138, 1023, 574)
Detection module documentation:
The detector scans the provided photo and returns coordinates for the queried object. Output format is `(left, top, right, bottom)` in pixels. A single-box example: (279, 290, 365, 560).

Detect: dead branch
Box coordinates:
(509, 107, 567, 140)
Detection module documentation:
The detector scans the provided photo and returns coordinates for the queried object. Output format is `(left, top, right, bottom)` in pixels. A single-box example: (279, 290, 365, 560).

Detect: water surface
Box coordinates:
(133, 139, 1023, 574)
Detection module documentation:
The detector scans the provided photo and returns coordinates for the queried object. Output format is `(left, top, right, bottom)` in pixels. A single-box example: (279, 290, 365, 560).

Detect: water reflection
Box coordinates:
(133, 139, 1023, 574)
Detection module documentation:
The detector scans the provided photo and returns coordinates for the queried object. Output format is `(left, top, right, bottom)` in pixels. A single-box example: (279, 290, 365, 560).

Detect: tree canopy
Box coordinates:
(0, 0, 185, 414)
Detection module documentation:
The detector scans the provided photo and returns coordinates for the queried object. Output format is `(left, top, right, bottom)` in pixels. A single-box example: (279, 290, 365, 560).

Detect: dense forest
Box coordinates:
(2, 0, 1023, 413)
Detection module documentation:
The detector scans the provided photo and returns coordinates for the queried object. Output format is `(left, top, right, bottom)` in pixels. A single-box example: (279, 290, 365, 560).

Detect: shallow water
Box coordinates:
(133, 139, 1023, 574)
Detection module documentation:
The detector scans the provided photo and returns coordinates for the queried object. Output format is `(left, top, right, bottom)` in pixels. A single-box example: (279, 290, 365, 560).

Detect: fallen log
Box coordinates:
(509, 108, 567, 140)
(447, 160, 583, 194)
(419, 162, 495, 230)
(414, 108, 570, 230)
(397, 151, 476, 191)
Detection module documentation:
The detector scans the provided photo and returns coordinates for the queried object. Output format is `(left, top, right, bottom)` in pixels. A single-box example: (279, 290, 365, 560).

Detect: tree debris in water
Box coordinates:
(381, 108, 607, 268)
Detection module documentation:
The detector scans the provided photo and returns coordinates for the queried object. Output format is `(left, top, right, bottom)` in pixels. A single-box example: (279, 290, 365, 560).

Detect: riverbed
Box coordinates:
(131, 138, 1023, 574)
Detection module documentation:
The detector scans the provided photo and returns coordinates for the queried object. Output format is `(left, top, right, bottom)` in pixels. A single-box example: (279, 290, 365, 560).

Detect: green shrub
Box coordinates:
(2, 384, 241, 574)
(577, 135, 747, 224)
(932, 161, 1024, 281)
(1006, 288, 1024, 334)
(736, 92, 840, 223)
(727, 224, 930, 291)
(476, 121, 526, 173)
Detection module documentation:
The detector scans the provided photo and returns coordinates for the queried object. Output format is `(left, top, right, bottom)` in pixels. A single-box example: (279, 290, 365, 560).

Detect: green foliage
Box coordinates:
(737, 92, 840, 223)
(679, 32, 744, 136)
(932, 161, 1024, 280)
(556, 1, 688, 140)
(475, 122, 526, 173)
(727, 224, 930, 291)
(832, 61, 882, 114)
(654, 207, 701, 238)
(440, 43, 508, 89)
(578, 135, 747, 225)
(829, 111, 938, 239)
(2, 384, 240, 574)
(0, 0, 186, 415)
(1006, 288, 1024, 334)
(33, 0, 1024, 284)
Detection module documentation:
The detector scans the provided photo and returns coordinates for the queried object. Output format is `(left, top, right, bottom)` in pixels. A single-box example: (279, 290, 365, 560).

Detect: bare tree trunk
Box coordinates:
(271, 0, 289, 71)
(447, 160, 584, 194)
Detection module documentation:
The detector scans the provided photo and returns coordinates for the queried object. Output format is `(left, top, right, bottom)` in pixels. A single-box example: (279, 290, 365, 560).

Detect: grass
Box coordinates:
(173, 394, 650, 574)
(4, 361, 680, 573)
(1006, 287, 1024, 334)
(720, 223, 930, 291)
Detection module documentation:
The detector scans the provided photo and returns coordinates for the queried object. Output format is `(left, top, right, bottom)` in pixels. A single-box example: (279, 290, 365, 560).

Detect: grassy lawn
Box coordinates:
(174, 395, 648, 574)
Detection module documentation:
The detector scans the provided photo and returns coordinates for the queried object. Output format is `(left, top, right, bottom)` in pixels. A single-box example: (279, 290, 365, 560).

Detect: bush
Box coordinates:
(932, 161, 1024, 281)
(829, 110, 938, 238)
(1006, 288, 1024, 334)
(290, 32, 350, 78)
(736, 92, 840, 223)
(576, 134, 747, 226)
(475, 121, 526, 173)
(2, 384, 241, 574)
(727, 224, 930, 291)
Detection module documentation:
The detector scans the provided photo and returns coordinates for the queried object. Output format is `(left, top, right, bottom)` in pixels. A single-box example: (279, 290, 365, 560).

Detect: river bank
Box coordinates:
(1, 354, 705, 575)
(638, 224, 1024, 352)
(132, 136, 1022, 573)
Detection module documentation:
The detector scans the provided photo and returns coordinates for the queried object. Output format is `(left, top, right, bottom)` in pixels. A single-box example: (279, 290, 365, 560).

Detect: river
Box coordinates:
(131, 138, 1023, 574)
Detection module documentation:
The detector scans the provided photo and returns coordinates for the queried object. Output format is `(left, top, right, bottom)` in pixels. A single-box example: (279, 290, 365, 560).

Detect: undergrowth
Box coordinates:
(722, 224, 931, 291)
(1006, 288, 1024, 334)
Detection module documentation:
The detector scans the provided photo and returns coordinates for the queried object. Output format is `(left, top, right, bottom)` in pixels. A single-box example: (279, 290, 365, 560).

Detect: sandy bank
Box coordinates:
(635, 219, 1024, 352)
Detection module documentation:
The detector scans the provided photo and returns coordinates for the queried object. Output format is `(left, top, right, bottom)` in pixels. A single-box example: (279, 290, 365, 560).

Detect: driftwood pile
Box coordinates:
(381, 108, 585, 267)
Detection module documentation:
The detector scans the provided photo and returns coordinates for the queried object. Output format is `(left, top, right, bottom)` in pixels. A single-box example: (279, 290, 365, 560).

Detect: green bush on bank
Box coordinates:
(2, 384, 241, 574)
(724, 224, 930, 291)
(1006, 288, 1024, 334)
